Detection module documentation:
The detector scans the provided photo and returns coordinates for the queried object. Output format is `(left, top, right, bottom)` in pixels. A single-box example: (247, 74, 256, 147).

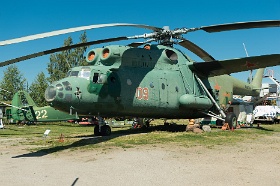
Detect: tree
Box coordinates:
(0, 65, 26, 101)
(47, 31, 88, 83)
(29, 72, 49, 107)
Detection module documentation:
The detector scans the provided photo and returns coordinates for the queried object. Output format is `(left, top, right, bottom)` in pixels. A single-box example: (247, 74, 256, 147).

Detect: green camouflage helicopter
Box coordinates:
(5, 90, 79, 124)
(0, 20, 280, 135)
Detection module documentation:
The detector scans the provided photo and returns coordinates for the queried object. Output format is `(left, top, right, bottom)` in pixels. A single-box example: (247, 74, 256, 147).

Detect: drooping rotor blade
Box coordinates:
(0, 23, 162, 46)
(191, 54, 280, 77)
(200, 20, 280, 33)
(0, 36, 128, 67)
(178, 39, 215, 62)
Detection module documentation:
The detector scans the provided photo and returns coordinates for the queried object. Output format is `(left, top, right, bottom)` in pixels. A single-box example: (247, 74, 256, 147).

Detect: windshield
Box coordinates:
(79, 67, 91, 80)
(67, 71, 79, 77)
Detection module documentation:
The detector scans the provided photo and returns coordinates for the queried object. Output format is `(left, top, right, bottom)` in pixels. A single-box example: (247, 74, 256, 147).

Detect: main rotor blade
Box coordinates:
(201, 20, 280, 33)
(178, 39, 215, 62)
(0, 23, 161, 46)
(128, 42, 146, 47)
(192, 54, 280, 77)
(0, 36, 128, 67)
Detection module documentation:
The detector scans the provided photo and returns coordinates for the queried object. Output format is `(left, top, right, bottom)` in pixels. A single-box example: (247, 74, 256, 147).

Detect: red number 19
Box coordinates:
(136, 87, 149, 100)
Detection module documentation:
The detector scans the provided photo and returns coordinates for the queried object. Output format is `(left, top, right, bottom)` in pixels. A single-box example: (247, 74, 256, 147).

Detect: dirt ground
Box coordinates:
(0, 133, 280, 186)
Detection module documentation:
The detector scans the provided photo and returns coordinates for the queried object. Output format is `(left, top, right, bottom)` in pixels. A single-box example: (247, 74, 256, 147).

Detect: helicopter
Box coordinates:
(0, 20, 280, 135)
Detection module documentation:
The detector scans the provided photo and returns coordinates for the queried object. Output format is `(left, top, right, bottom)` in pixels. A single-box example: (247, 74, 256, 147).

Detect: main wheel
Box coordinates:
(101, 125, 111, 136)
(225, 112, 237, 129)
(94, 125, 101, 136)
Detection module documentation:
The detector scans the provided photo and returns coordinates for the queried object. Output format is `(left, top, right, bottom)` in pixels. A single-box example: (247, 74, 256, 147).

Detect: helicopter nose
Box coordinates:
(45, 85, 57, 102)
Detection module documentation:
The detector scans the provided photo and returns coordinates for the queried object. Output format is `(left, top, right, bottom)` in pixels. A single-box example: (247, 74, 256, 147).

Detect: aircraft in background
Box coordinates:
(10, 91, 79, 124)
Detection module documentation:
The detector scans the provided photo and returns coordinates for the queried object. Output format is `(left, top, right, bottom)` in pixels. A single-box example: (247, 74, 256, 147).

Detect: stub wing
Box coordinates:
(192, 54, 280, 77)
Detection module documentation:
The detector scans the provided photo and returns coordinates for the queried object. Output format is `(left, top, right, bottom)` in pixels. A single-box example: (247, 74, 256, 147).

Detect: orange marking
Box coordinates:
(214, 83, 221, 90)
(223, 92, 231, 97)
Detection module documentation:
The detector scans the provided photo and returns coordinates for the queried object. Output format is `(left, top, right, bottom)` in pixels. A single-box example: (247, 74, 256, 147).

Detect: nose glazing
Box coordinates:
(45, 85, 57, 102)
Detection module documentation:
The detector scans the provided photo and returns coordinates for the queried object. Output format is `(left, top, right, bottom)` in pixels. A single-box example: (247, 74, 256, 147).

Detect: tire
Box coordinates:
(225, 112, 237, 129)
(94, 125, 101, 136)
(101, 125, 111, 136)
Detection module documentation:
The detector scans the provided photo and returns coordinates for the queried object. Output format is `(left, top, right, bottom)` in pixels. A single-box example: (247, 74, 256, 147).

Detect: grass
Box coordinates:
(1, 120, 280, 154)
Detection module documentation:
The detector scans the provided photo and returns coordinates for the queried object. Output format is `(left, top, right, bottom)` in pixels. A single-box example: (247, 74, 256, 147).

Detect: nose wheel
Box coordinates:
(94, 116, 112, 136)
(94, 125, 112, 136)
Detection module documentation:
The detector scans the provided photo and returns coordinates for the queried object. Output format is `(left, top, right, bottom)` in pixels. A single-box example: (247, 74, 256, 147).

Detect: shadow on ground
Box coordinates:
(12, 124, 187, 158)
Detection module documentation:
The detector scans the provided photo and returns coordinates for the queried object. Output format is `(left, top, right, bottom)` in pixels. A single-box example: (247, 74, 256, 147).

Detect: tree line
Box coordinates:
(0, 32, 88, 107)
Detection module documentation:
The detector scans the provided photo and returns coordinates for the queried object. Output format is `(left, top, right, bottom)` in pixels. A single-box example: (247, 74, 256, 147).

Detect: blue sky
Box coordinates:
(0, 0, 279, 84)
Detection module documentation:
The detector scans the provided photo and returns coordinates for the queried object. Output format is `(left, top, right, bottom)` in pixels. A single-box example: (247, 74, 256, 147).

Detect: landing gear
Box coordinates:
(101, 125, 111, 136)
(94, 125, 112, 136)
(132, 118, 152, 128)
(225, 112, 237, 129)
(94, 125, 100, 136)
(94, 115, 112, 136)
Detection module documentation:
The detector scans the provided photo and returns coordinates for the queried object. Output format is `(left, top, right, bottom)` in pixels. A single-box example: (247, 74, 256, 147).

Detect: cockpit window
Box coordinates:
(79, 70, 90, 80)
(62, 81, 72, 91)
(68, 71, 79, 77)
(78, 67, 91, 80)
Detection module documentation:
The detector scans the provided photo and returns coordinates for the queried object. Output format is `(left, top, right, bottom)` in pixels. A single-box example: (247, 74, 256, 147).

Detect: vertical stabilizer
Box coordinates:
(11, 91, 37, 122)
(251, 68, 265, 89)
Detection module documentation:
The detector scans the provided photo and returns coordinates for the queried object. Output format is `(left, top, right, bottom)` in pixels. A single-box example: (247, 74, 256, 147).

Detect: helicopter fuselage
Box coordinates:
(45, 44, 260, 119)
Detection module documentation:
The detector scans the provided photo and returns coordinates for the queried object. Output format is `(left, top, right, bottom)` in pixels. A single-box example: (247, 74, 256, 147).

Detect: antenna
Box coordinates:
(243, 43, 252, 83)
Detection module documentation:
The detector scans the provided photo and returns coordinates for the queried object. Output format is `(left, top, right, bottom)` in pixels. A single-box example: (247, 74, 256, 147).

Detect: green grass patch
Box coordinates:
(1, 121, 280, 154)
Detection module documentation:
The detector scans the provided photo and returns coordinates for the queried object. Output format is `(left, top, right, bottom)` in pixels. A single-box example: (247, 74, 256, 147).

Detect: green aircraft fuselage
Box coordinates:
(45, 44, 264, 119)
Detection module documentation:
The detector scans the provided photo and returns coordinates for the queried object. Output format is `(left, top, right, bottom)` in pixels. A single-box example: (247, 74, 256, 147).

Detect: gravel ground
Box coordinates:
(0, 134, 280, 186)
